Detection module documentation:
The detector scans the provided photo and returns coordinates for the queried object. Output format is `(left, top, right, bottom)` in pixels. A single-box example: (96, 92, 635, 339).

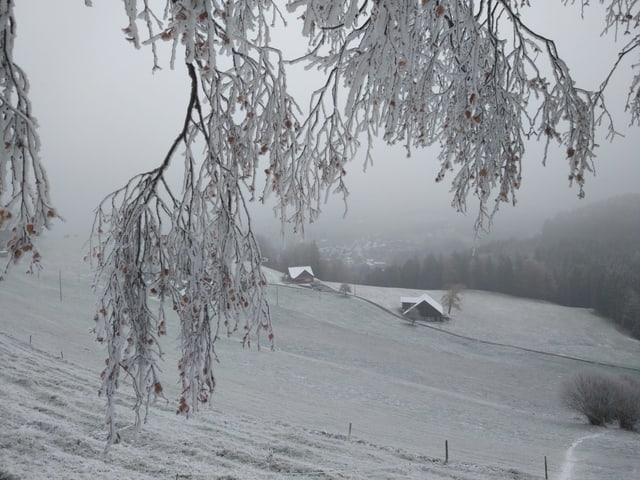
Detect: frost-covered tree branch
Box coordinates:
(91, 57, 274, 445)
(288, 0, 638, 228)
(590, 0, 640, 124)
(2, 0, 638, 446)
(0, 0, 58, 277)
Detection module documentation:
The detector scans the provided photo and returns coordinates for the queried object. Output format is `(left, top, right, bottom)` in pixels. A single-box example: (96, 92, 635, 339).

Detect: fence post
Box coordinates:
(445, 440, 449, 464)
(544, 456, 548, 480)
(348, 422, 352, 441)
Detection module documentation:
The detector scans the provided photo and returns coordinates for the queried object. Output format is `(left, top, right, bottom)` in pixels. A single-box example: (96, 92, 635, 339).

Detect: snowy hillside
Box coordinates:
(1, 237, 639, 479)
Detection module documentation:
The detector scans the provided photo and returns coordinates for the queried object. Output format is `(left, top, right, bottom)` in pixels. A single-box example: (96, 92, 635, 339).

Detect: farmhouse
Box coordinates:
(401, 293, 445, 321)
(287, 266, 315, 284)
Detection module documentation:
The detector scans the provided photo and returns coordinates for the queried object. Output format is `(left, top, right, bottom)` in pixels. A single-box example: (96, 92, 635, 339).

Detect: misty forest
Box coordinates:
(1, 1, 640, 478)
(264, 194, 640, 338)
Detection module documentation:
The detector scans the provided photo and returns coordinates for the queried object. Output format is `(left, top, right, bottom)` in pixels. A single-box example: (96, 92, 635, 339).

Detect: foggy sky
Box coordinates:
(12, 2, 640, 243)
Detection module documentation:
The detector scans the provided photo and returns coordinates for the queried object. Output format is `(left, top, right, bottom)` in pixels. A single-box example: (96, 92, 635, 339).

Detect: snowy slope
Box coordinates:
(1, 237, 639, 479)
(349, 284, 640, 368)
(1, 331, 542, 480)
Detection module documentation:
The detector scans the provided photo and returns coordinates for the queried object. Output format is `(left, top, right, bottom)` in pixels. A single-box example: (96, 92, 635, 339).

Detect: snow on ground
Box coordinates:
(1, 237, 639, 479)
(0, 331, 539, 480)
(348, 284, 640, 369)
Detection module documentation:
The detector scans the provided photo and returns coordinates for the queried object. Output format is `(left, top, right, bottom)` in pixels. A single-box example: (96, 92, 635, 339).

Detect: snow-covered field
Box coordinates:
(1, 237, 639, 479)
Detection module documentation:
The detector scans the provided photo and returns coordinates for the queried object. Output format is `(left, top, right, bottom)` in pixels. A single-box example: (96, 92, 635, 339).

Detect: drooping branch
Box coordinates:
(0, 0, 58, 277)
(91, 62, 213, 446)
(284, 0, 637, 229)
(91, 49, 275, 446)
(81, 0, 637, 447)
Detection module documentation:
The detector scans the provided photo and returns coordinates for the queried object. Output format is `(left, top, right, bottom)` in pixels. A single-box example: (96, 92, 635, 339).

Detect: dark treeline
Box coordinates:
(259, 195, 640, 339)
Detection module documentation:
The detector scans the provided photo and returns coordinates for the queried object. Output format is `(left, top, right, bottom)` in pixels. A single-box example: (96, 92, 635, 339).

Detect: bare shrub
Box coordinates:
(612, 374, 640, 431)
(563, 370, 640, 430)
(562, 370, 617, 426)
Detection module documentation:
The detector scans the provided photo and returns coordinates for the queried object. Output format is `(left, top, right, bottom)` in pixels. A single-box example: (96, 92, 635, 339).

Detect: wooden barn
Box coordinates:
(287, 266, 315, 284)
(401, 293, 445, 321)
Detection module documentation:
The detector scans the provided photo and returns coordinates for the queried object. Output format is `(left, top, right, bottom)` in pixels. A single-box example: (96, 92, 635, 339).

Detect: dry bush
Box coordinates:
(563, 370, 640, 430)
(613, 374, 640, 431)
(562, 370, 617, 426)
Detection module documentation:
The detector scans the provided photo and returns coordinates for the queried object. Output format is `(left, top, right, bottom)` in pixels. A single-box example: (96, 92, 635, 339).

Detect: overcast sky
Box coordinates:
(12, 1, 640, 241)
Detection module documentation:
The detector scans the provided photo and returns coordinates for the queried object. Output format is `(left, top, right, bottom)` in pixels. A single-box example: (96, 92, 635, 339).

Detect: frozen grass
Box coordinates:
(1, 236, 639, 479)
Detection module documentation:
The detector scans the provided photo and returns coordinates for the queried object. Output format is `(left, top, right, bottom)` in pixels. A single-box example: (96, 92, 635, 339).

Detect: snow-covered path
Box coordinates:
(558, 433, 604, 480)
